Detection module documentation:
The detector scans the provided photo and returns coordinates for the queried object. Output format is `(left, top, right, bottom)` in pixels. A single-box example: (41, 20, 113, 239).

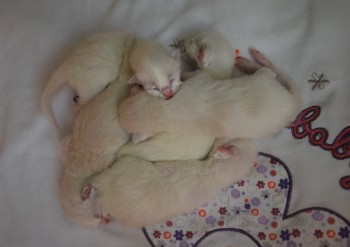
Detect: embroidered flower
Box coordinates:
(185, 231, 193, 239)
(260, 190, 270, 199)
(256, 165, 268, 174)
(291, 229, 301, 238)
(244, 203, 251, 210)
(256, 181, 265, 189)
(258, 215, 269, 225)
(280, 229, 291, 241)
(338, 226, 350, 239)
(174, 230, 184, 241)
(205, 216, 216, 224)
(307, 72, 330, 90)
(231, 189, 241, 199)
(278, 178, 289, 189)
(218, 207, 227, 215)
(271, 208, 280, 216)
(314, 229, 324, 239)
(251, 197, 261, 207)
(236, 180, 245, 187)
(258, 232, 266, 240)
(312, 211, 325, 221)
(153, 230, 161, 239)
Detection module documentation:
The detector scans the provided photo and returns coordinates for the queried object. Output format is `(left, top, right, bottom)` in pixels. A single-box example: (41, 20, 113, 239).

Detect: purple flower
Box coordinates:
(256, 165, 268, 174)
(258, 215, 269, 225)
(231, 189, 241, 199)
(280, 230, 291, 241)
(244, 203, 251, 210)
(205, 216, 216, 224)
(174, 230, 184, 241)
(312, 211, 324, 221)
(251, 197, 261, 207)
(278, 178, 289, 189)
(339, 227, 350, 239)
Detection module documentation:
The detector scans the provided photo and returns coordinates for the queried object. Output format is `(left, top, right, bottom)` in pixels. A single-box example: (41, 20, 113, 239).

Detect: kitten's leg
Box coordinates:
(212, 145, 235, 159)
(235, 56, 262, 75)
(81, 184, 111, 225)
(248, 48, 278, 73)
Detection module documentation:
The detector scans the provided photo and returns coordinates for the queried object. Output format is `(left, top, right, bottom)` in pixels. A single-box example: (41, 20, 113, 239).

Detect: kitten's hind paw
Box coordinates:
(81, 184, 95, 201)
(213, 145, 235, 160)
(235, 56, 261, 75)
(248, 48, 278, 73)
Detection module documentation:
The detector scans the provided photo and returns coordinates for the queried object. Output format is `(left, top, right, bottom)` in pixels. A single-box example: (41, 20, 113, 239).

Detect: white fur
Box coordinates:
(183, 31, 237, 80)
(41, 32, 180, 128)
(119, 68, 302, 139)
(89, 138, 257, 227)
(129, 40, 182, 100)
(59, 76, 131, 228)
(116, 132, 215, 161)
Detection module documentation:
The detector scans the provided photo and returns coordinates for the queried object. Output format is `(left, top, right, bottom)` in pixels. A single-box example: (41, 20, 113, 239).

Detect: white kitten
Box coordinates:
(86, 138, 257, 227)
(182, 31, 237, 80)
(40, 32, 181, 128)
(59, 77, 130, 228)
(118, 48, 302, 140)
(128, 40, 182, 100)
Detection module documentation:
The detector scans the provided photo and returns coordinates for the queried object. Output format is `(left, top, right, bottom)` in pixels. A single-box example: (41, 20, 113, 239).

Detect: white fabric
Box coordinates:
(0, 0, 349, 246)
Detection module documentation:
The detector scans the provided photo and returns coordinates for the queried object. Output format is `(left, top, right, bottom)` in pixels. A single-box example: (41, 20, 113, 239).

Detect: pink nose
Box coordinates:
(162, 88, 173, 99)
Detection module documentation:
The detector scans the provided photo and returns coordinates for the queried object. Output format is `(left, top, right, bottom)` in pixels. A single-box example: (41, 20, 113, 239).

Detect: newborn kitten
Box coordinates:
(59, 77, 130, 228)
(182, 31, 237, 80)
(85, 138, 257, 227)
(41, 32, 181, 128)
(118, 48, 302, 140)
(129, 40, 182, 100)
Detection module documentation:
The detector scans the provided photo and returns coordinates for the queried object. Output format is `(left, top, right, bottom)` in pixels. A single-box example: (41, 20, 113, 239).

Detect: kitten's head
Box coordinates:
(129, 49, 182, 100)
(184, 31, 233, 70)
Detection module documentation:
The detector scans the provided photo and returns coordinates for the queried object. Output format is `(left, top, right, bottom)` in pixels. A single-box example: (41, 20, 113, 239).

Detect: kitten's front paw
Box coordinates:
(235, 57, 261, 75)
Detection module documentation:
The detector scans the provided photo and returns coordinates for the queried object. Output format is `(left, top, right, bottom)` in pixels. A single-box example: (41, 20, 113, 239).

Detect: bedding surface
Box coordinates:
(0, 0, 349, 247)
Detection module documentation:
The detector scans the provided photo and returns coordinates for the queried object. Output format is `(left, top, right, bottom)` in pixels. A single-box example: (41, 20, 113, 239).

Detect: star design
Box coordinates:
(169, 38, 186, 54)
(307, 73, 330, 90)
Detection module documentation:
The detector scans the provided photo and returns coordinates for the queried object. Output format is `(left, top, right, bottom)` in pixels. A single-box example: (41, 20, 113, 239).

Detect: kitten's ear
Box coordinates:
(127, 76, 138, 84)
(171, 49, 181, 61)
(197, 44, 211, 67)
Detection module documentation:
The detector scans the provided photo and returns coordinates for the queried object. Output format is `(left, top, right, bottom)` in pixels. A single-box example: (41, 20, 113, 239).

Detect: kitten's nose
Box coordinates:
(162, 88, 173, 99)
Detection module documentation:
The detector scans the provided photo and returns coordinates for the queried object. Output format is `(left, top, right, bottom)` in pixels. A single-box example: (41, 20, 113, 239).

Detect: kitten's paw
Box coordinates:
(81, 184, 95, 201)
(248, 48, 278, 73)
(131, 133, 151, 144)
(235, 56, 261, 74)
(213, 145, 235, 160)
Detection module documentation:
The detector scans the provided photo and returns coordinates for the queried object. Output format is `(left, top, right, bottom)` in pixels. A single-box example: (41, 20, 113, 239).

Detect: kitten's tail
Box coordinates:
(40, 67, 68, 128)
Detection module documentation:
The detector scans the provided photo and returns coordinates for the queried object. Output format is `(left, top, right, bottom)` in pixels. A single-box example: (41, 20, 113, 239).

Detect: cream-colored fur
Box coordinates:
(183, 31, 237, 80)
(119, 67, 302, 139)
(116, 133, 215, 161)
(89, 138, 257, 227)
(40, 32, 181, 128)
(59, 67, 132, 227)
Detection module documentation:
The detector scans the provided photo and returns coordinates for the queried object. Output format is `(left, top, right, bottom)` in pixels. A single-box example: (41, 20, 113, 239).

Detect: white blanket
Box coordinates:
(1, 1, 349, 246)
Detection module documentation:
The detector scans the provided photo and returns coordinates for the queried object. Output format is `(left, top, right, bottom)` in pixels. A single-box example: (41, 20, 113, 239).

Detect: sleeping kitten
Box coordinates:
(84, 138, 257, 227)
(128, 40, 182, 100)
(182, 31, 238, 80)
(118, 48, 302, 141)
(59, 77, 130, 228)
(40, 32, 181, 128)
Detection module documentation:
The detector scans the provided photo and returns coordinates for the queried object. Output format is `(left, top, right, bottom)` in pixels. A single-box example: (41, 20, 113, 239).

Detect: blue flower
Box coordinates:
(338, 227, 350, 239)
(205, 216, 216, 224)
(174, 230, 184, 241)
(244, 203, 251, 210)
(256, 165, 268, 174)
(280, 229, 291, 241)
(278, 178, 289, 189)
